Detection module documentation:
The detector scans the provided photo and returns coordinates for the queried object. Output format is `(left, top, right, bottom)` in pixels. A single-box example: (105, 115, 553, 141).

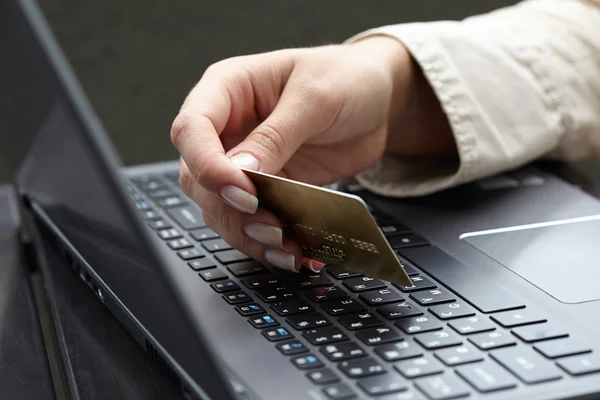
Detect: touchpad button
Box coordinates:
(462, 217, 600, 304)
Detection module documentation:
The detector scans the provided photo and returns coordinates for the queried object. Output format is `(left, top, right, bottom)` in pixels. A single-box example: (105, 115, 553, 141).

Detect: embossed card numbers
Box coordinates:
(242, 169, 412, 286)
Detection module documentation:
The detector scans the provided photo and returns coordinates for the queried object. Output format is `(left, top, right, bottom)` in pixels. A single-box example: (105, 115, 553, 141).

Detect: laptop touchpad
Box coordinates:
(462, 216, 600, 304)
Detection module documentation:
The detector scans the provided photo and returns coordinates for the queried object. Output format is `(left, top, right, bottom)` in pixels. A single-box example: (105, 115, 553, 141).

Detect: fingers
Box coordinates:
(181, 161, 304, 272)
(171, 53, 299, 214)
(171, 59, 265, 214)
(226, 75, 345, 175)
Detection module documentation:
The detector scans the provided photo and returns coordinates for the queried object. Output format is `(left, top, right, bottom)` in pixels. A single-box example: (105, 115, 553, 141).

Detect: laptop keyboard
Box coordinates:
(128, 172, 600, 400)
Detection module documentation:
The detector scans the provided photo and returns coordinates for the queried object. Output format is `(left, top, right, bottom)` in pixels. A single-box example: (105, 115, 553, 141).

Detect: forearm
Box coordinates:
(346, 0, 600, 197)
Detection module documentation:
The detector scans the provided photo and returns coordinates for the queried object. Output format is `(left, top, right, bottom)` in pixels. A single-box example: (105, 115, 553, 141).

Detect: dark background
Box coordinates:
(1, 0, 518, 181)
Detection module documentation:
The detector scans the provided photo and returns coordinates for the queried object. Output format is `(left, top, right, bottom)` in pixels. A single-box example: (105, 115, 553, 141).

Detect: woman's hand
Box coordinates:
(170, 36, 448, 273)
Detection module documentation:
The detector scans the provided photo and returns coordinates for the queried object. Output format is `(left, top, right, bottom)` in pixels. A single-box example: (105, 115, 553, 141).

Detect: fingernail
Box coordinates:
(306, 259, 326, 273)
(220, 185, 258, 214)
(244, 223, 283, 247)
(230, 152, 260, 171)
(265, 249, 296, 272)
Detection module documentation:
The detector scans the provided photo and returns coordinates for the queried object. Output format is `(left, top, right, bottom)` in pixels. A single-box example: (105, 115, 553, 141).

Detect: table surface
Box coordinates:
(2, 162, 599, 400)
(0, 185, 54, 400)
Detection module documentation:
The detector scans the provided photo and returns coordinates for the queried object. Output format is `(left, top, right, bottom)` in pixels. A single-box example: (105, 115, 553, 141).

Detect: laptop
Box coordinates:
(3, 0, 600, 399)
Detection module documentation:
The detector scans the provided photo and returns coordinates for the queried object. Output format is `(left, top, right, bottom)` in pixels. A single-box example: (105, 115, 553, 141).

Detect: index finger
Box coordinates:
(171, 72, 259, 213)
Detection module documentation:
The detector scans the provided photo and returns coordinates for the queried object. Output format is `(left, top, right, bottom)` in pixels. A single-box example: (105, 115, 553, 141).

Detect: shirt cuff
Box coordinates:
(344, 23, 481, 197)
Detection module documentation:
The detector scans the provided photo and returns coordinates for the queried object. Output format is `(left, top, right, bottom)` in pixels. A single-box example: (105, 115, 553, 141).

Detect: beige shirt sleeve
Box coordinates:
(346, 0, 600, 197)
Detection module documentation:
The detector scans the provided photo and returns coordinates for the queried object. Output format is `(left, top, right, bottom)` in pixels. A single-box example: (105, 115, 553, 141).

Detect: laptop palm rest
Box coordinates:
(461, 216, 600, 304)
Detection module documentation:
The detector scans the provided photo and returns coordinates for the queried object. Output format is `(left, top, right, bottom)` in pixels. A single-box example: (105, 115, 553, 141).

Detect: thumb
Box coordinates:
(227, 78, 342, 175)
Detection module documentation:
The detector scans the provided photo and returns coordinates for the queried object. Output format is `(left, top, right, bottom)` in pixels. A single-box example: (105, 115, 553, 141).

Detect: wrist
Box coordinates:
(349, 34, 456, 158)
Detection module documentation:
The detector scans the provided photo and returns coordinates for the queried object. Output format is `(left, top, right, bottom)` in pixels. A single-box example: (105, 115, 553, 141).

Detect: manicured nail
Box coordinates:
(230, 152, 260, 171)
(306, 259, 326, 273)
(244, 223, 283, 247)
(220, 185, 258, 214)
(265, 249, 296, 272)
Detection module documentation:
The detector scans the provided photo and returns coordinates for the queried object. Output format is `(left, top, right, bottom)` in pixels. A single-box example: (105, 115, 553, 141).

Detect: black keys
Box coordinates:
(148, 219, 172, 230)
(377, 301, 422, 320)
(158, 228, 181, 240)
(307, 369, 340, 385)
(455, 361, 517, 393)
(199, 269, 228, 282)
(377, 389, 426, 400)
(276, 340, 308, 356)
(303, 327, 348, 345)
(414, 374, 471, 400)
(147, 188, 176, 199)
(227, 261, 268, 277)
(394, 275, 436, 293)
(132, 176, 161, 188)
(158, 196, 186, 208)
(428, 302, 476, 320)
(222, 292, 252, 304)
(293, 273, 333, 289)
(435, 344, 483, 366)
(414, 329, 462, 350)
(235, 303, 265, 317)
(141, 210, 160, 220)
(387, 233, 429, 249)
(399, 246, 526, 313)
(468, 331, 516, 350)
(306, 286, 349, 302)
(534, 338, 592, 358)
(190, 228, 219, 241)
(379, 223, 411, 236)
(262, 326, 294, 342)
(177, 247, 203, 260)
(396, 256, 419, 276)
(256, 287, 297, 303)
(167, 206, 206, 231)
(491, 346, 562, 384)
(242, 274, 285, 290)
(202, 238, 233, 252)
(271, 299, 314, 316)
(168, 238, 193, 250)
(326, 266, 361, 279)
(395, 315, 442, 334)
(359, 288, 404, 305)
(241, 273, 286, 290)
(321, 299, 366, 316)
(135, 200, 151, 211)
(343, 276, 386, 292)
(163, 171, 179, 182)
(291, 354, 323, 370)
(356, 327, 403, 346)
(357, 374, 406, 396)
(374, 341, 423, 362)
(322, 383, 356, 400)
(188, 258, 216, 271)
(339, 357, 386, 378)
(214, 249, 250, 264)
(287, 313, 331, 330)
(557, 354, 600, 376)
(339, 312, 384, 330)
(210, 280, 240, 293)
(512, 322, 568, 343)
(248, 314, 279, 328)
(490, 308, 546, 327)
(448, 316, 496, 335)
(409, 288, 455, 306)
(394, 355, 443, 378)
(321, 342, 367, 361)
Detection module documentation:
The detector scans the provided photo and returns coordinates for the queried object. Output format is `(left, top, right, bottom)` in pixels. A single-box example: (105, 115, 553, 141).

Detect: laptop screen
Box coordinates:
(0, 1, 235, 398)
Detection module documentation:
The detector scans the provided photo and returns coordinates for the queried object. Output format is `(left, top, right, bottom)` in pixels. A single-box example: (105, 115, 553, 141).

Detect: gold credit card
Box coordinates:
(242, 169, 412, 286)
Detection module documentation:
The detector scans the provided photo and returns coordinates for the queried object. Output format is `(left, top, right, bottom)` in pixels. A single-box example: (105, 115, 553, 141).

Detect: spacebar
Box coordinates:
(399, 246, 525, 313)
